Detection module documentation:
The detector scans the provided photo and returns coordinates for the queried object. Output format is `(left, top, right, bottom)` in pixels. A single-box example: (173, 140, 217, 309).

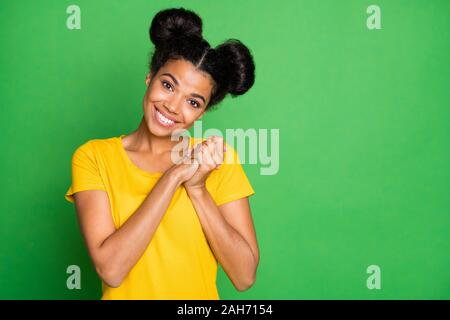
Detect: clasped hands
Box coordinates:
(171, 136, 226, 191)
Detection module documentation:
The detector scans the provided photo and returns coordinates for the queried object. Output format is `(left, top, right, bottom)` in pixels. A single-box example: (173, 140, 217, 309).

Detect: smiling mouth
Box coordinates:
(153, 105, 179, 127)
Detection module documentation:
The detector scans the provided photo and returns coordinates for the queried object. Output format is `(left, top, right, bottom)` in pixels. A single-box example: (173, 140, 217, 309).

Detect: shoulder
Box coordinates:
(72, 135, 119, 159)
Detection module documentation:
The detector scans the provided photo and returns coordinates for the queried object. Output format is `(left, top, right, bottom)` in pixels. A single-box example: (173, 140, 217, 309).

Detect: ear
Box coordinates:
(145, 72, 153, 87)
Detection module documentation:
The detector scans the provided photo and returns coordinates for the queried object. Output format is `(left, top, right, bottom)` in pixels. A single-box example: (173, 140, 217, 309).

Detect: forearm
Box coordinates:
(97, 170, 181, 286)
(186, 187, 258, 291)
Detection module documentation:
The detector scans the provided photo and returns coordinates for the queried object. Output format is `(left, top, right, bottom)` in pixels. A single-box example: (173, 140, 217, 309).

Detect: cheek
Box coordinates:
(146, 87, 166, 102)
(181, 106, 203, 124)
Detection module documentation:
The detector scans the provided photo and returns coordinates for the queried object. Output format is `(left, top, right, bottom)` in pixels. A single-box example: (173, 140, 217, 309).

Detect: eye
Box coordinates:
(188, 99, 201, 108)
(161, 81, 173, 92)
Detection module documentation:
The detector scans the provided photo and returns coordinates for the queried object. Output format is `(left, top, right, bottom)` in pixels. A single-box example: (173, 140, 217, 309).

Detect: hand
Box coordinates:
(166, 146, 200, 186)
(184, 136, 226, 191)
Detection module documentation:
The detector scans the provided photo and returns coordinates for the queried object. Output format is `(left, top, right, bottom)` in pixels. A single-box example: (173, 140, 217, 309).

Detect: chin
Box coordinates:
(146, 120, 170, 137)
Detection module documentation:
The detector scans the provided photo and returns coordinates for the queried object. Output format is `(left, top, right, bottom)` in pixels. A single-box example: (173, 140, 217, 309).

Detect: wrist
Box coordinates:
(185, 185, 208, 198)
(165, 166, 183, 188)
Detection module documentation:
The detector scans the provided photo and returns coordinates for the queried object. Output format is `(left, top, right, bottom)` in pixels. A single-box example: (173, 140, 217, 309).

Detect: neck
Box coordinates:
(126, 117, 181, 155)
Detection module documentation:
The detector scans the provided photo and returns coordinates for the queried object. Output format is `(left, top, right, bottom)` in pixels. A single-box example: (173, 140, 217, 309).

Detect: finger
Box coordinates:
(198, 138, 213, 164)
(213, 136, 224, 162)
(206, 139, 216, 160)
(191, 158, 200, 170)
(193, 142, 209, 165)
(201, 143, 216, 168)
(211, 136, 226, 154)
(207, 138, 223, 168)
(182, 148, 194, 164)
(210, 137, 224, 169)
(207, 141, 222, 169)
(187, 143, 202, 163)
(192, 143, 203, 163)
(194, 147, 203, 165)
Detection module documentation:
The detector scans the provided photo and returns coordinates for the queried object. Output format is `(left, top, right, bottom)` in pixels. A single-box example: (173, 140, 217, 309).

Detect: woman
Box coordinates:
(65, 8, 259, 300)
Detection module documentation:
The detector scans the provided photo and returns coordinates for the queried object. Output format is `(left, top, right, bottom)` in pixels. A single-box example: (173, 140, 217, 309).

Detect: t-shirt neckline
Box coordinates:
(116, 134, 195, 178)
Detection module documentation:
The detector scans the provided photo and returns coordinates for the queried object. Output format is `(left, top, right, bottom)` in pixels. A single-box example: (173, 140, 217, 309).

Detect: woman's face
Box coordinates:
(142, 58, 214, 137)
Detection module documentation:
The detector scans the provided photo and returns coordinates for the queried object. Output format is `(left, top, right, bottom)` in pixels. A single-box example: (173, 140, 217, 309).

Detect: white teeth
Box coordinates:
(156, 109, 175, 125)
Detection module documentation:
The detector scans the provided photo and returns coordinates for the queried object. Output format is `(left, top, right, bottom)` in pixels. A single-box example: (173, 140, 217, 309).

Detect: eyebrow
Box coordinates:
(161, 72, 206, 104)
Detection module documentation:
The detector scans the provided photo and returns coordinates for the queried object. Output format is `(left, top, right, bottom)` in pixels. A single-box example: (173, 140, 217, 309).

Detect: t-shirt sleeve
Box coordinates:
(64, 141, 106, 203)
(212, 142, 255, 206)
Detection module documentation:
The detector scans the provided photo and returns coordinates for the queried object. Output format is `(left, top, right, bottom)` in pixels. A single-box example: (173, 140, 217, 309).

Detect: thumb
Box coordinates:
(182, 147, 195, 164)
(190, 158, 200, 169)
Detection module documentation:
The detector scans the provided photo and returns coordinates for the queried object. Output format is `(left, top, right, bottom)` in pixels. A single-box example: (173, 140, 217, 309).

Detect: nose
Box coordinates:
(165, 104, 178, 114)
(164, 95, 183, 115)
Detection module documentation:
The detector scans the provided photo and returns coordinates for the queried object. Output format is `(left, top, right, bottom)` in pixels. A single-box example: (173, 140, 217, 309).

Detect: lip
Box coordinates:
(153, 105, 180, 128)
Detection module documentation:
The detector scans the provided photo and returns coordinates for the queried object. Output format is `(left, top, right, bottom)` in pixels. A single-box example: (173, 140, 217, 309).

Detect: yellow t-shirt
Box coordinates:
(64, 134, 255, 300)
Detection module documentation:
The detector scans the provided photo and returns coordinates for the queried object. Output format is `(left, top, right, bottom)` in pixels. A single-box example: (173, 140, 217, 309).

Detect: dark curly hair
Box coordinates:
(148, 8, 255, 109)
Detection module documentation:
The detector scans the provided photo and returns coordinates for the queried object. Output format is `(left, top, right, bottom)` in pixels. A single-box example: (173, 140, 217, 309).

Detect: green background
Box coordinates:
(0, 0, 449, 299)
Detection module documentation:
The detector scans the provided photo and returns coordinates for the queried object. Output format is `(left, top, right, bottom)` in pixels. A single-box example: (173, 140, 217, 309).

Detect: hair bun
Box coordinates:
(149, 8, 203, 47)
(215, 39, 255, 96)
